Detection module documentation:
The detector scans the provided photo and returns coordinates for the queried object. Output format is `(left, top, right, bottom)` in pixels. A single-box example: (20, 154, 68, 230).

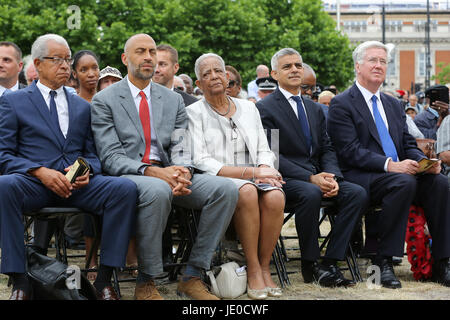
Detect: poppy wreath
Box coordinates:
(405, 205, 433, 280)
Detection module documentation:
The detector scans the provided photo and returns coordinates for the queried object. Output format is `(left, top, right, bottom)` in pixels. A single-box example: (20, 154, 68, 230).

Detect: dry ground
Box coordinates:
(1, 218, 450, 300)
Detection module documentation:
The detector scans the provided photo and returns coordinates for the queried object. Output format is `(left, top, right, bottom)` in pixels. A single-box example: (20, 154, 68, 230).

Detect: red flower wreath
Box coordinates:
(405, 205, 433, 280)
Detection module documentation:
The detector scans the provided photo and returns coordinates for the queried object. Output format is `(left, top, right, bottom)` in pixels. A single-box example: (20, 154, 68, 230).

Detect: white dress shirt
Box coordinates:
(0, 81, 20, 96)
(278, 86, 310, 123)
(355, 81, 392, 171)
(126, 78, 161, 162)
(36, 80, 69, 137)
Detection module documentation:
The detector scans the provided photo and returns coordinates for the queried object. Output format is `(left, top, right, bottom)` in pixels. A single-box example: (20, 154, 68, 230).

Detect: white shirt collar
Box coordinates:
(36, 80, 65, 98)
(0, 81, 20, 95)
(279, 86, 302, 102)
(355, 80, 381, 104)
(127, 76, 151, 100)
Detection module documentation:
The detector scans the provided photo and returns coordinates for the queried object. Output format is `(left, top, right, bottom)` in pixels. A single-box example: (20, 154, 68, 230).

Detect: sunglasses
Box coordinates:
(227, 80, 239, 88)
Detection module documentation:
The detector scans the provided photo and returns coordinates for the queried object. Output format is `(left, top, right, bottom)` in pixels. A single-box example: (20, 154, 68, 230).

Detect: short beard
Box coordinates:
(129, 60, 154, 80)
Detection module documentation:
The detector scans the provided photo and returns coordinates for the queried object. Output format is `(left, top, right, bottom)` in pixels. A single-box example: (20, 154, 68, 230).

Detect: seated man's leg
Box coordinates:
(0, 174, 52, 299)
(172, 174, 238, 299)
(66, 175, 138, 268)
(65, 175, 138, 298)
(122, 175, 172, 300)
(283, 178, 322, 262)
(369, 173, 417, 289)
(324, 181, 367, 261)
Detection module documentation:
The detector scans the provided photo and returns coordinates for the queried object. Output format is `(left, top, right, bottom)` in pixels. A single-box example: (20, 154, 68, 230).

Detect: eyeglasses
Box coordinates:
(176, 86, 185, 91)
(42, 56, 73, 66)
(366, 57, 387, 66)
(300, 84, 316, 93)
(230, 119, 238, 140)
(228, 80, 239, 88)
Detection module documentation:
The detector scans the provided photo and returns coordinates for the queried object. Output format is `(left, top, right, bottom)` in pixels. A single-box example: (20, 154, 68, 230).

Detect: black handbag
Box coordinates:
(26, 246, 97, 300)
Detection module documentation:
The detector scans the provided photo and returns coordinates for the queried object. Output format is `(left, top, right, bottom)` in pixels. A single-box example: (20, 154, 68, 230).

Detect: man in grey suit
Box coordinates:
(91, 33, 238, 300)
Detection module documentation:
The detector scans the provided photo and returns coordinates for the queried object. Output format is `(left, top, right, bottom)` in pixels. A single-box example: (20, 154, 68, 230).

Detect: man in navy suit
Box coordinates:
(256, 48, 367, 287)
(327, 41, 450, 289)
(0, 34, 138, 300)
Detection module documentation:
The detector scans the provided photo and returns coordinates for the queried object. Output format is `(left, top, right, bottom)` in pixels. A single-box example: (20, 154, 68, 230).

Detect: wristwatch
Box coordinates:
(186, 166, 195, 177)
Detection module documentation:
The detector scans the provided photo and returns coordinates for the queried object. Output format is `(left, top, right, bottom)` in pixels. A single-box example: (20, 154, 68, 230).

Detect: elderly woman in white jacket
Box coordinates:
(185, 53, 285, 300)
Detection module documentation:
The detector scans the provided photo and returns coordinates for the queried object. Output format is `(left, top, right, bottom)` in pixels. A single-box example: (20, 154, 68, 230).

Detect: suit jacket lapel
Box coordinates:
(150, 83, 163, 138)
(274, 89, 310, 152)
(350, 84, 383, 149)
(28, 83, 65, 148)
(118, 78, 146, 145)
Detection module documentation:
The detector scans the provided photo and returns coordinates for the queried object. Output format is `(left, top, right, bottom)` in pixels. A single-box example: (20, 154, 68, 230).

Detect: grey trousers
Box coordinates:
(124, 173, 238, 276)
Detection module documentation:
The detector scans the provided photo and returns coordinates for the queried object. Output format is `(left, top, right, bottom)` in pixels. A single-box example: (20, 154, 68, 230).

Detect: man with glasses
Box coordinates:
(154, 44, 197, 107)
(328, 40, 450, 289)
(0, 34, 138, 300)
(300, 63, 317, 100)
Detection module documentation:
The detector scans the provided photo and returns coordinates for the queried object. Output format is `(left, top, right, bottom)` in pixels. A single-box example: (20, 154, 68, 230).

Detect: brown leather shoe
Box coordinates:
(9, 289, 30, 300)
(134, 280, 164, 300)
(96, 286, 120, 300)
(177, 277, 220, 300)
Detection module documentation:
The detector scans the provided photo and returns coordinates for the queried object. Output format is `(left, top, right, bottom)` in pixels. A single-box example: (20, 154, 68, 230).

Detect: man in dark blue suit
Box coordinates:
(328, 40, 450, 289)
(0, 34, 138, 300)
(256, 48, 367, 287)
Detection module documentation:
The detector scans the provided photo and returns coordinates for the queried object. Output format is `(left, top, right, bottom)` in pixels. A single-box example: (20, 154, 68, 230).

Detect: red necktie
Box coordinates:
(139, 91, 151, 164)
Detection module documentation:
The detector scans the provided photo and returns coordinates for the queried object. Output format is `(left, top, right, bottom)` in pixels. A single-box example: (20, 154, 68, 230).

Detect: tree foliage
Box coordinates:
(0, 0, 354, 90)
(432, 63, 450, 85)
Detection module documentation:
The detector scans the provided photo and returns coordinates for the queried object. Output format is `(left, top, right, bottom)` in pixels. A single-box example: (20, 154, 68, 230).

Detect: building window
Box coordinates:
(418, 52, 426, 77)
(414, 20, 438, 32)
(386, 20, 402, 32)
(387, 54, 396, 76)
(343, 20, 367, 33)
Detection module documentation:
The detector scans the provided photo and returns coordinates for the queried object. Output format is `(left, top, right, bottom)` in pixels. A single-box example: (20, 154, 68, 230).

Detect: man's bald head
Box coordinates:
(124, 33, 155, 54)
(301, 63, 316, 97)
(256, 64, 269, 78)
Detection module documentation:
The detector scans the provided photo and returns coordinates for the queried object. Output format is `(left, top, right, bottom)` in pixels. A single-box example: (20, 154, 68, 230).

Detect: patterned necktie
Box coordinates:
(371, 95, 398, 161)
(291, 95, 312, 151)
(49, 90, 65, 139)
(139, 91, 151, 164)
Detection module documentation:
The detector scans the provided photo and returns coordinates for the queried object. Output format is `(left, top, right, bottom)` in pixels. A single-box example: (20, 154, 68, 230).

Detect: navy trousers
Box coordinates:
(283, 179, 367, 261)
(0, 173, 138, 274)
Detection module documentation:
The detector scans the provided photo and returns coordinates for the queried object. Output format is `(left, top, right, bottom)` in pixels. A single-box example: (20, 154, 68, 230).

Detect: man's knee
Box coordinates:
(207, 176, 239, 203)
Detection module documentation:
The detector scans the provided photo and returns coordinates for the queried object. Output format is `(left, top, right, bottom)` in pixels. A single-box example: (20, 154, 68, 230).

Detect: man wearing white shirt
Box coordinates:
(257, 48, 366, 288)
(0, 34, 138, 300)
(0, 41, 24, 96)
(153, 44, 197, 106)
(328, 40, 450, 289)
(247, 64, 269, 101)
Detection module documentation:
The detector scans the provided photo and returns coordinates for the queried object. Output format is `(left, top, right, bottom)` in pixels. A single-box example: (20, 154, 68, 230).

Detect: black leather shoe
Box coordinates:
(432, 258, 450, 287)
(392, 256, 403, 266)
(376, 258, 402, 289)
(301, 262, 355, 287)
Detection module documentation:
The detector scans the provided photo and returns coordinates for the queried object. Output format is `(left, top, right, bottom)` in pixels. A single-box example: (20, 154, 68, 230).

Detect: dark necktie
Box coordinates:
(291, 95, 311, 151)
(139, 91, 151, 164)
(49, 90, 65, 139)
(371, 95, 398, 161)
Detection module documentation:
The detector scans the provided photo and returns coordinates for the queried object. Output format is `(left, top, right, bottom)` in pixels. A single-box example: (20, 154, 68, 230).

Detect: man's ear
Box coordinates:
(121, 53, 128, 67)
(174, 62, 179, 74)
(271, 69, 278, 81)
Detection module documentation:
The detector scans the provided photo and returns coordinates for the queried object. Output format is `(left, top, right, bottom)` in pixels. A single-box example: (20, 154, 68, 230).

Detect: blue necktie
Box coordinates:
(371, 95, 398, 161)
(49, 90, 65, 139)
(292, 96, 311, 151)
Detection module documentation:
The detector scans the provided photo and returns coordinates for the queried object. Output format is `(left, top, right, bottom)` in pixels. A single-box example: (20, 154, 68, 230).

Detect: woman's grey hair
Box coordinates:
(271, 48, 302, 71)
(31, 34, 70, 60)
(352, 41, 388, 66)
(194, 53, 226, 80)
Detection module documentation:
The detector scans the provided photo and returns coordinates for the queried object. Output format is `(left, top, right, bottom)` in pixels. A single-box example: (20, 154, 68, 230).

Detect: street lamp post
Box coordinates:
(425, 0, 431, 89)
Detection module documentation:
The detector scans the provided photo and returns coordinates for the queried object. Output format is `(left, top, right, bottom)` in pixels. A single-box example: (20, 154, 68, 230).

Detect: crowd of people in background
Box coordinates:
(0, 34, 450, 301)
